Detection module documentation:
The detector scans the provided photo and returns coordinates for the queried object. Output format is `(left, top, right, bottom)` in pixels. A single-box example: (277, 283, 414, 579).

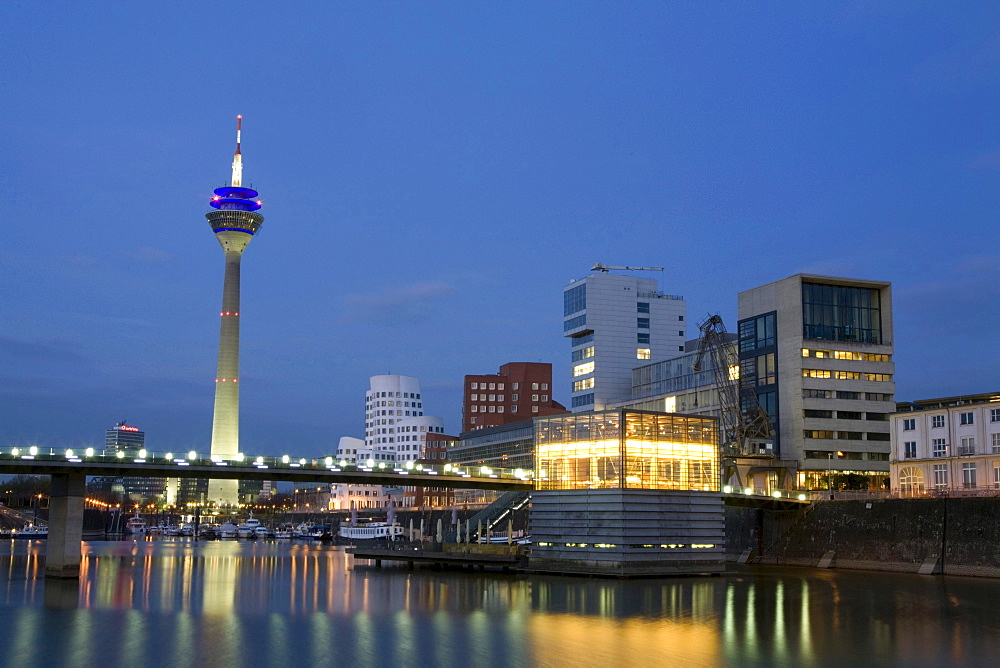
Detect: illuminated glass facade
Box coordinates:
(535, 409, 719, 492)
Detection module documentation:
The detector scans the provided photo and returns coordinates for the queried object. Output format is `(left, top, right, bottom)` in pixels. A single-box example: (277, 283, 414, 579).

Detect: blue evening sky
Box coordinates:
(2, 2, 998, 456)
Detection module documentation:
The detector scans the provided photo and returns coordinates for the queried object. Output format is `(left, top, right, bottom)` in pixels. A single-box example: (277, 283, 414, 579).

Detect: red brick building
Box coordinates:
(407, 433, 458, 508)
(463, 362, 568, 432)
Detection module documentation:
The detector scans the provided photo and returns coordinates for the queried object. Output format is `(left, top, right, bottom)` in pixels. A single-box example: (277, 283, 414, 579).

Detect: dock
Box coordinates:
(347, 543, 527, 571)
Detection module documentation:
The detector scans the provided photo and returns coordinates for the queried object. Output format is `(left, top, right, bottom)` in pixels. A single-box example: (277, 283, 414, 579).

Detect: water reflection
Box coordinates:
(1, 540, 1000, 666)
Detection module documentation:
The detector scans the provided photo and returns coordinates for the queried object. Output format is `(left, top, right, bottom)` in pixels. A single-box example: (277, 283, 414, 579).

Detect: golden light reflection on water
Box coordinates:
(0, 542, 999, 665)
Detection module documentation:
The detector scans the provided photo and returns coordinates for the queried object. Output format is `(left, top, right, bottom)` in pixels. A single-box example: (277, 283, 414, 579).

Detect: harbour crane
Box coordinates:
(693, 314, 775, 466)
(591, 263, 664, 273)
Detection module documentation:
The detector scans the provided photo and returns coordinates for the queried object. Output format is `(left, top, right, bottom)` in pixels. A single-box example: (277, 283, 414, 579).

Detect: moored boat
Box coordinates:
(126, 512, 147, 537)
(338, 521, 403, 541)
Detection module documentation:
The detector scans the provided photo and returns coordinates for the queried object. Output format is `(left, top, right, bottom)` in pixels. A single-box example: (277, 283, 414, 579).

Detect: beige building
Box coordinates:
(890, 393, 1000, 494)
(738, 275, 895, 489)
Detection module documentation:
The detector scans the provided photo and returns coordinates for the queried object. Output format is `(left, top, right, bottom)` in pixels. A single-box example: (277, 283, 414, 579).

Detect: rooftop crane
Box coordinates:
(693, 314, 775, 460)
(591, 263, 664, 273)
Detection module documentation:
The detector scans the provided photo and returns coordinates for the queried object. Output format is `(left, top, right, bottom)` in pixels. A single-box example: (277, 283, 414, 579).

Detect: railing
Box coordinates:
(721, 485, 812, 502)
(0, 446, 533, 483)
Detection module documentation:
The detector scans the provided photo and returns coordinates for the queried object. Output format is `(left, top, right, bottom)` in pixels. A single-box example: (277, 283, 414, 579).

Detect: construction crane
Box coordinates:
(591, 263, 664, 273)
(693, 314, 774, 460)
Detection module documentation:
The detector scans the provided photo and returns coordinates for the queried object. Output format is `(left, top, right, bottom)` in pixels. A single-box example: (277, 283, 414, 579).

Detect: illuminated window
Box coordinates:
(573, 378, 595, 392)
(637, 348, 651, 360)
(573, 362, 595, 377)
(572, 346, 596, 362)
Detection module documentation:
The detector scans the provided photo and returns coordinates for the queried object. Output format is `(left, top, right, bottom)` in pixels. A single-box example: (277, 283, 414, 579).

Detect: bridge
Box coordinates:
(0, 446, 531, 579)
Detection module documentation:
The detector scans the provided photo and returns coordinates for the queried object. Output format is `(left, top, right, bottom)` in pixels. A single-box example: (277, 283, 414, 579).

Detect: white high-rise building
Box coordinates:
(363, 375, 445, 464)
(564, 271, 687, 411)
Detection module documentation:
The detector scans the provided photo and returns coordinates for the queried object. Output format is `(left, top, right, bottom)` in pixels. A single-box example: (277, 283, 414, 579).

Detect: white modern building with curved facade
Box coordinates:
(363, 374, 445, 465)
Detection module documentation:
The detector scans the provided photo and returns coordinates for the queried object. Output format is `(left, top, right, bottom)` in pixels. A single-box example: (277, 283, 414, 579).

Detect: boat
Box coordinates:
(218, 522, 239, 539)
(126, 512, 147, 537)
(12, 524, 48, 539)
(273, 526, 294, 539)
(180, 524, 195, 537)
(338, 521, 403, 541)
(292, 522, 314, 538)
(237, 513, 262, 539)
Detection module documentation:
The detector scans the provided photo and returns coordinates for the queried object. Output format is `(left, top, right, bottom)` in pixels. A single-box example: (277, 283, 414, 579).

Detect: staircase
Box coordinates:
(443, 491, 530, 542)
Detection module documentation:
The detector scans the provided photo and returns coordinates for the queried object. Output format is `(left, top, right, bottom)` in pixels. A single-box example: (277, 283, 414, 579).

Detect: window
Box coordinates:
(864, 373, 892, 382)
(531, 394, 539, 402)
(637, 348, 651, 360)
(838, 411, 862, 420)
(470, 394, 477, 401)
(532, 383, 539, 390)
(564, 283, 586, 316)
(960, 437, 976, 456)
(471, 383, 478, 390)
(564, 315, 586, 331)
(898, 467, 925, 493)
(804, 410, 832, 419)
(804, 430, 835, 439)
(637, 302, 650, 314)
(932, 438, 947, 458)
(963, 462, 977, 488)
(512, 383, 519, 390)
(498, 395, 504, 402)
(541, 383, 548, 390)
(532, 406, 539, 413)
(961, 412, 974, 425)
(498, 383, 504, 390)
(867, 393, 893, 402)
(992, 408, 1000, 422)
(804, 389, 831, 399)
(573, 378, 594, 392)
(803, 369, 831, 379)
(933, 464, 948, 488)
(572, 346, 595, 362)
(571, 393, 594, 408)
(488, 383, 495, 390)
(512, 394, 518, 401)
(835, 371, 862, 380)
(637, 317, 650, 328)
(573, 362, 594, 377)
(802, 282, 882, 344)
(678, 331, 685, 337)
(993, 433, 1000, 454)
(511, 406, 517, 413)
(488, 394, 495, 401)
(902, 418, 915, 431)
(903, 442, 917, 459)
(638, 333, 650, 344)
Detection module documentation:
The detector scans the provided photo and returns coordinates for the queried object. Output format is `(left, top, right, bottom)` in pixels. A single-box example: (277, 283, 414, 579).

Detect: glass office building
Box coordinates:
(535, 409, 718, 492)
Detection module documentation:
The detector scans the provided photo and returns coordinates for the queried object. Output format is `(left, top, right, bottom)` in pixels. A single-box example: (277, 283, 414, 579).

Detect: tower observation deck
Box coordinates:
(206, 115, 264, 506)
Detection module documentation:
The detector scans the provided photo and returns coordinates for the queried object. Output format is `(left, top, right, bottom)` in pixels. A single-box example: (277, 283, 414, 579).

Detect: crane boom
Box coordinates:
(694, 314, 774, 458)
(591, 263, 664, 273)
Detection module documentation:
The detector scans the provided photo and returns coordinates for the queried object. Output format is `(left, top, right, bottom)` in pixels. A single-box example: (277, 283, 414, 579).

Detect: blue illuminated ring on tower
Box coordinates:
(210, 186, 262, 212)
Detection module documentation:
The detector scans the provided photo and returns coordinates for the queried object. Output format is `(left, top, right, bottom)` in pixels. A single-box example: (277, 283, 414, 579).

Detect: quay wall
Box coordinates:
(726, 497, 1000, 577)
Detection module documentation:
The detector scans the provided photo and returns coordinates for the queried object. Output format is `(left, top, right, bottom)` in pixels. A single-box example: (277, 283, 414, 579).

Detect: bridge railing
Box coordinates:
(0, 446, 534, 483)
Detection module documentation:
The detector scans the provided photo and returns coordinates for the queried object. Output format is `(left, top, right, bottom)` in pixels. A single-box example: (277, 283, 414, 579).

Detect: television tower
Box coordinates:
(206, 115, 264, 506)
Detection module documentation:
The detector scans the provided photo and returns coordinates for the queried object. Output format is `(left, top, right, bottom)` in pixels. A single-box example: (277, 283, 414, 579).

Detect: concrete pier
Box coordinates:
(45, 473, 86, 579)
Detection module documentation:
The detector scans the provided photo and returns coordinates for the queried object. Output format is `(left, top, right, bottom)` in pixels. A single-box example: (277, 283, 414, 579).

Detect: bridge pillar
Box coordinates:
(45, 473, 86, 579)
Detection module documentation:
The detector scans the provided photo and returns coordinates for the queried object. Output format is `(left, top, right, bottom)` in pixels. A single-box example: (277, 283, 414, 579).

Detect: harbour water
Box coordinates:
(2, 539, 1000, 666)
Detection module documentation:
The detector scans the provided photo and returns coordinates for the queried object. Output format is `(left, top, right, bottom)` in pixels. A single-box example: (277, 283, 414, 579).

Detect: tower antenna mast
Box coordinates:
(231, 115, 243, 187)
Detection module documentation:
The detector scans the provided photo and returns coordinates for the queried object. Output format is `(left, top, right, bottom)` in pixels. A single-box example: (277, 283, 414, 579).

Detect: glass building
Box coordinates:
(535, 409, 719, 492)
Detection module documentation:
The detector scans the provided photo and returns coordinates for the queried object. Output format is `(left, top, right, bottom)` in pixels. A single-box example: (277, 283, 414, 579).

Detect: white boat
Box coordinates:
(180, 524, 195, 537)
(12, 524, 48, 539)
(126, 512, 147, 537)
(339, 521, 403, 541)
(218, 522, 239, 539)
(254, 525, 271, 538)
(237, 513, 262, 539)
(292, 522, 314, 538)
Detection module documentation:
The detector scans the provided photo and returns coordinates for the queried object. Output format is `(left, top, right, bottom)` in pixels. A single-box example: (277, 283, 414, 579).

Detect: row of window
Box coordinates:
(801, 348, 891, 362)
(573, 361, 595, 377)
(572, 346, 595, 362)
(903, 434, 1000, 458)
(469, 404, 541, 414)
(573, 378, 595, 392)
(802, 369, 892, 382)
(367, 410, 425, 418)
(804, 450, 890, 461)
(804, 410, 888, 421)
(804, 430, 892, 441)
(802, 389, 894, 401)
(899, 463, 998, 490)
(368, 391, 421, 400)
(902, 410, 1000, 430)
(369, 400, 421, 408)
